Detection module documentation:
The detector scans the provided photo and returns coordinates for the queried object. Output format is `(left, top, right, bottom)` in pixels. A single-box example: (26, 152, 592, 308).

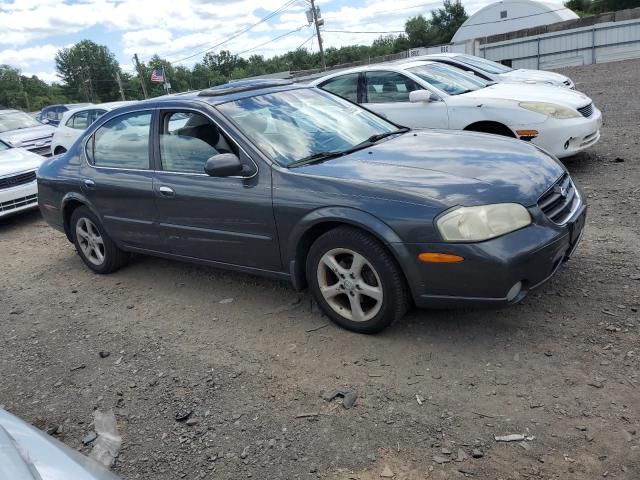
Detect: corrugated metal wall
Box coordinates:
(479, 18, 640, 70)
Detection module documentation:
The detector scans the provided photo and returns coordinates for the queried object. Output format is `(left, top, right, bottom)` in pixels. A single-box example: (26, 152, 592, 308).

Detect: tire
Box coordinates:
(306, 226, 410, 334)
(70, 206, 129, 274)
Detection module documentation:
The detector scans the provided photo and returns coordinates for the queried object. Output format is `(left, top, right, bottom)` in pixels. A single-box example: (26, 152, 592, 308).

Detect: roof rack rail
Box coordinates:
(198, 79, 294, 97)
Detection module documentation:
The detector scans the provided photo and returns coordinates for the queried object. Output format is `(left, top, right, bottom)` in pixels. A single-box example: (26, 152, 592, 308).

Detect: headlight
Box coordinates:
(519, 101, 581, 119)
(437, 203, 532, 242)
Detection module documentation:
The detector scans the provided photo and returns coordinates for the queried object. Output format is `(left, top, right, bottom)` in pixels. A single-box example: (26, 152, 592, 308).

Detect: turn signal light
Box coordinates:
(418, 253, 464, 263)
(516, 130, 539, 136)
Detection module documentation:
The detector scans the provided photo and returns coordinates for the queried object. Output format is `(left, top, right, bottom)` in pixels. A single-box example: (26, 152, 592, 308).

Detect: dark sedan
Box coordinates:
(37, 79, 586, 333)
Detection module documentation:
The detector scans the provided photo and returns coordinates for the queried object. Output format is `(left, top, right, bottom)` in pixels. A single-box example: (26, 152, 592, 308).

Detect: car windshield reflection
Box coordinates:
(217, 88, 399, 166)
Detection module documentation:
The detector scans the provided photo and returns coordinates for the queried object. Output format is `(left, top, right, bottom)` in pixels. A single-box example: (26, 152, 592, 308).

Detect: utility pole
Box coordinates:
(19, 77, 30, 111)
(309, 0, 326, 70)
(133, 54, 149, 99)
(115, 71, 126, 101)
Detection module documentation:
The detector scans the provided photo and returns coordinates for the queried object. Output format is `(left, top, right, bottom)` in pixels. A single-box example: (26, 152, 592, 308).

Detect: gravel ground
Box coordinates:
(1, 59, 639, 480)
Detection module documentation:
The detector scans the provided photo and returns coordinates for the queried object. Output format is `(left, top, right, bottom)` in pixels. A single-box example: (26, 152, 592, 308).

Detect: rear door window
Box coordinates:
(318, 73, 360, 103)
(67, 111, 90, 129)
(90, 111, 152, 169)
(363, 71, 421, 103)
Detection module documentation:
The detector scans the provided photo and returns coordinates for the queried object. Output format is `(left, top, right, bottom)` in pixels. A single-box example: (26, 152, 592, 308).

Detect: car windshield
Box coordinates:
(455, 55, 513, 74)
(407, 63, 489, 95)
(0, 111, 42, 133)
(217, 88, 399, 166)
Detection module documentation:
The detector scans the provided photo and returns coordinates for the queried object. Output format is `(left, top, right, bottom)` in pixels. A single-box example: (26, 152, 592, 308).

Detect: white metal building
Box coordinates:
(452, 0, 579, 42)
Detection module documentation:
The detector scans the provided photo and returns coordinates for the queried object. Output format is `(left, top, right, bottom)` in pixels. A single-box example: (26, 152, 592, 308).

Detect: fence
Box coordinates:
(478, 14, 640, 69)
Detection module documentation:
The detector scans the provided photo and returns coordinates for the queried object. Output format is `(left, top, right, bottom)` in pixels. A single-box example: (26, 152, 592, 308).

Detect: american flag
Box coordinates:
(150, 68, 165, 83)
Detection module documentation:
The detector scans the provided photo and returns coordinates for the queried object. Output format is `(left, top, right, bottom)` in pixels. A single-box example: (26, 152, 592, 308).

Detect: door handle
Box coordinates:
(159, 186, 175, 197)
(83, 179, 95, 189)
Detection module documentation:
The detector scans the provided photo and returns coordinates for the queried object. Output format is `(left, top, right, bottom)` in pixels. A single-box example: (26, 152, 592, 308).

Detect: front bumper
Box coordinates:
(516, 107, 602, 159)
(401, 203, 587, 308)
(0, 181, 38, 218)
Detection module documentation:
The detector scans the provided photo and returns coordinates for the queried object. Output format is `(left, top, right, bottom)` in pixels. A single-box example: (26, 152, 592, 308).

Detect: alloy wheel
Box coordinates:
(316, 248, 383, 322)
(75, 217, 105, 266)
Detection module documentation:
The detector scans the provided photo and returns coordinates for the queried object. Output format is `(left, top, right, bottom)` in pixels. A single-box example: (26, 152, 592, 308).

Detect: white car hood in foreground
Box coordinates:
(0, 409, 120, 480)
(499, 68, 571, 87)
(462, 83, 591, 109)
(0, 147, 45, 177)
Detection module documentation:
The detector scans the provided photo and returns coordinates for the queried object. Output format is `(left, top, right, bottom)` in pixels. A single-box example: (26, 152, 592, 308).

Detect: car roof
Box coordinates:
(149, 79, 309, 106)
(312, 59, 439, 82)
(60, 101, 138, 121)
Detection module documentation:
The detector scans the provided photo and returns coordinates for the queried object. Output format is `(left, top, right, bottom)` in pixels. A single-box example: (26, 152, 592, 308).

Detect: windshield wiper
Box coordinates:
(287, 150, 345, 168)
(363, 127, 409, 144)
(287, 128, 409, 169)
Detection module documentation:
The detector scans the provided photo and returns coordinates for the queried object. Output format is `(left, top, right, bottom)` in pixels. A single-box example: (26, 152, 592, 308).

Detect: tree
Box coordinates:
(405, 15, 437, 48)
(55, 40, 122, 102)
(430, 0, 468, 44)
(0, 64, 68, 110)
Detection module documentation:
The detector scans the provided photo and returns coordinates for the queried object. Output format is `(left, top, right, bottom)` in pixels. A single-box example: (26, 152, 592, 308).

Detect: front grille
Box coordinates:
(0, 170, 36, 190)
(577, 103, 593, 118)
(0, 193, 38, 212)
(538, 173, 580, 225)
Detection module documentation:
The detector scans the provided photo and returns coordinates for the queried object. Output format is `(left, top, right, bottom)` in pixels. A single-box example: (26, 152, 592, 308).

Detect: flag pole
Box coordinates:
(163, 67, 170, 95)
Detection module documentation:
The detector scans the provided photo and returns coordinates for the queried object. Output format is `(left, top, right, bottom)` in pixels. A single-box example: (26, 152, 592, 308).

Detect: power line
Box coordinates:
(295, 32, 316, 50)
(235, 25, 310, 56)
(323, 1, 438, 19)
(324, 30, 405, 34)
(167, 0, 302, 64)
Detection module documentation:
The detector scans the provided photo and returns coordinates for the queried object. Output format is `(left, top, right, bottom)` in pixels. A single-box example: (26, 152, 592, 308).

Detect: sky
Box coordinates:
(0, 0, 493, 84)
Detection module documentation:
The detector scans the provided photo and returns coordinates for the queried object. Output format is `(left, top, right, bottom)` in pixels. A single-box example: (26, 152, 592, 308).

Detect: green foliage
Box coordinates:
(405, 0, 468, 48)
(565, 0, 639, 15)
(55, 40, 122, 102)
(0, 64, 65, 111)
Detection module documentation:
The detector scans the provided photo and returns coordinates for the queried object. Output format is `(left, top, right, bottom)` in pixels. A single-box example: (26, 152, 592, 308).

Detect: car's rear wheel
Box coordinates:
(70, 206, 129, 274)
(306, 227, 409, 334)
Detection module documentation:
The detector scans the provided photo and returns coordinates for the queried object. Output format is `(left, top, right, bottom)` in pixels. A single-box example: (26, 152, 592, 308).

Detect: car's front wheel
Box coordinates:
(70, 206, 129, 274)
(306, 227, 409, 334)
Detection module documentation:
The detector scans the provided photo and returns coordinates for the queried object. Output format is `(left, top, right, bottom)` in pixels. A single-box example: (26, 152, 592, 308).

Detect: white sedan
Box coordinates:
(0, 139, 45, 218)
(51, 101, 136, 155)
(419, 53, 575, 89)
(310, 60, 601, 159)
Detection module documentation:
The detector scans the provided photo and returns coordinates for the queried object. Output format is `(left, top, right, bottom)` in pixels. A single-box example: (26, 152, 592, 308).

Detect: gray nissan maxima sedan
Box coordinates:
(37, 79, 586, 334)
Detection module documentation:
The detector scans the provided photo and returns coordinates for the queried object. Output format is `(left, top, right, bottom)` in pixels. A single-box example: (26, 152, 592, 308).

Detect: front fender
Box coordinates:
(286, 206, 421, 296)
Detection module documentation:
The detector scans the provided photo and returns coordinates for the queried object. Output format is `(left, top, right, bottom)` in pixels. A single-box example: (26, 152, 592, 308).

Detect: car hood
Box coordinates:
(463, 83, 590, 109)
(499, 68, 570, 86)
(0, 147, 45, 176)
(0, 409, 120, 480)
(0, 124, 55, 145)
(291, 130, 565, 207)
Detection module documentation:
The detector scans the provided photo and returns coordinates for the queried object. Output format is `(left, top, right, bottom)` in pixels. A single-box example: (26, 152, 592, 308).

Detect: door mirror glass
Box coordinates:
(409, 90, 438, 103)
(204, 153, 243, 177)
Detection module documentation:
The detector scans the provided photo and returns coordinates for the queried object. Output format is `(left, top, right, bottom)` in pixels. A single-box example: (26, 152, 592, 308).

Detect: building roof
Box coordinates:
(452, 0, 578, 42)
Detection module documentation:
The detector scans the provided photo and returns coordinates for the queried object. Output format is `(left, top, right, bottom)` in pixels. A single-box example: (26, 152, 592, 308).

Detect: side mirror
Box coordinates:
(204, 153, 244, 177)
(409, 90, 439, 103)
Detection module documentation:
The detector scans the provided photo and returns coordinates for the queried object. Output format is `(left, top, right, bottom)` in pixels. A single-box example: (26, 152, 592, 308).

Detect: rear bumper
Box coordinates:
(0, 181, 38, 218)
(398, 204, 587, 308)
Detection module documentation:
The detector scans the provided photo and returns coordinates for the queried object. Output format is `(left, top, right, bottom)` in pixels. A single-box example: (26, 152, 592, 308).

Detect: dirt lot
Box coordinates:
(1, 59, 639, 480)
